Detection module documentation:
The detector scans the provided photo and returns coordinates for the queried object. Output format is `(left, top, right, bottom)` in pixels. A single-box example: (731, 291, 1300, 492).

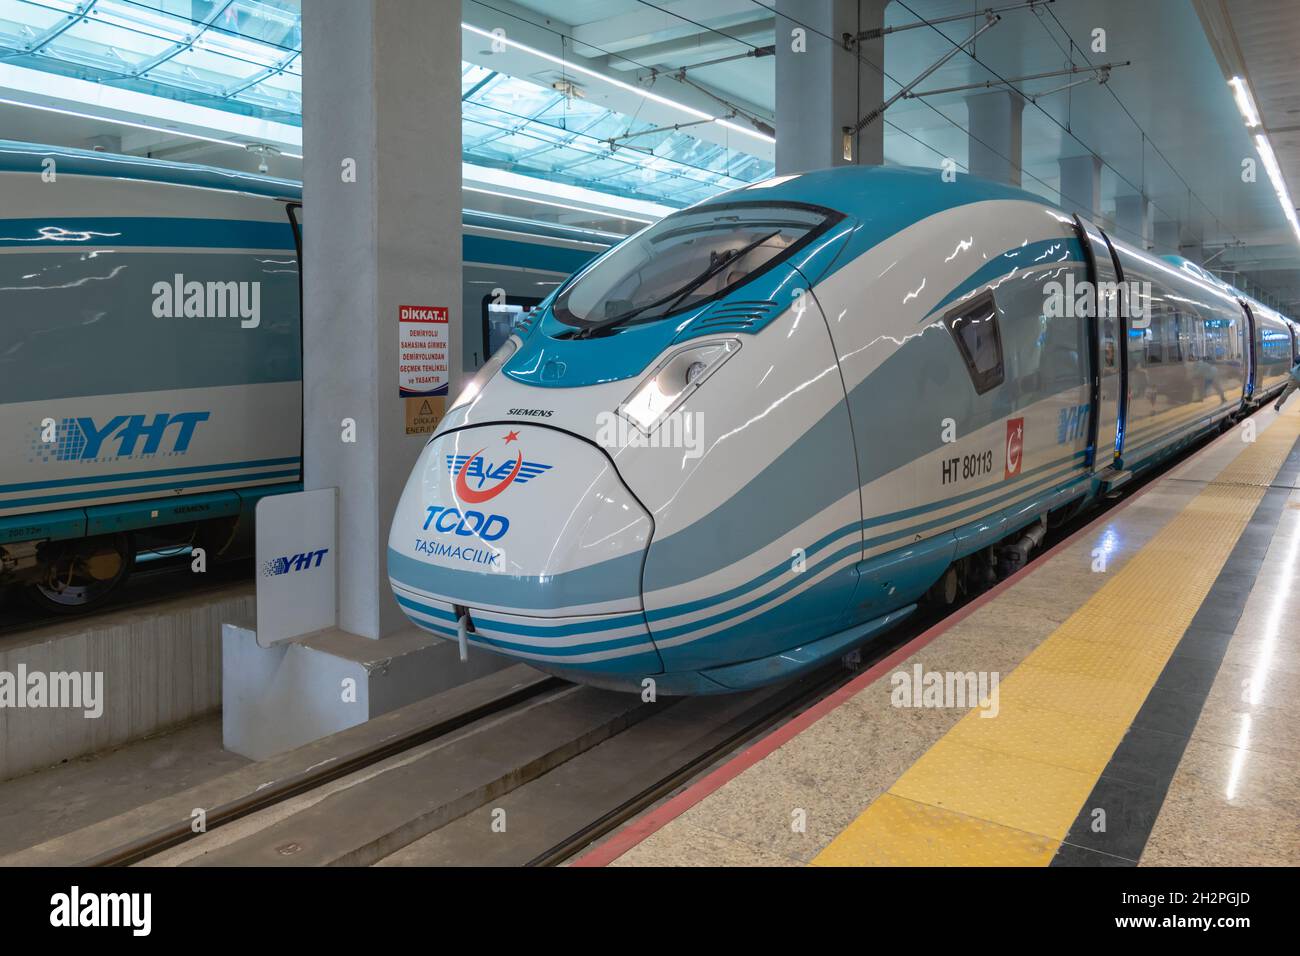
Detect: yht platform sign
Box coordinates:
(255, 487, 337, 648)
(398, 304, 449, 435)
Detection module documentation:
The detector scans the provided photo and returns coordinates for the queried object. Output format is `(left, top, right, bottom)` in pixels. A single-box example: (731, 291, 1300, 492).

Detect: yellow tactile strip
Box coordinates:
(815, 414, 1300, 866)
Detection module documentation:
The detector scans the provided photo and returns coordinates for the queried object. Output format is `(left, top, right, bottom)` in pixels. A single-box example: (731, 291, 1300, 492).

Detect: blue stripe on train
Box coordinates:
(0, 217, 296, 249)
(922, 238, 1086, 321)
(0, 481, 302, 544)
(404, 613, 661, 668)
(1, 469, 300, 509)
(395, 466, 1093, 669)
(0, 457, 301, 494)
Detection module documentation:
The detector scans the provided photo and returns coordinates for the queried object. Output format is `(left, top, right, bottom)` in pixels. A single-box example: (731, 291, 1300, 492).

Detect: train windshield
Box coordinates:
(554, 202, 834, 332)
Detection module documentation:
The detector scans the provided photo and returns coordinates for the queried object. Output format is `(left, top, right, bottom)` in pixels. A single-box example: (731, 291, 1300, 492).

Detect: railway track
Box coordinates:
(83, 674, 569, 866)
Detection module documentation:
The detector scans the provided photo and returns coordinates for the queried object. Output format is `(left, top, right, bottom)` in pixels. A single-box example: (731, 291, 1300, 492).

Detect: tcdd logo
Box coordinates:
(423, 506, 509, 542)
(263, 548, 329, 577)
(49, 412, 210, 461)
(1005, 417, 1025, 479)
(446, 432, 551, 504)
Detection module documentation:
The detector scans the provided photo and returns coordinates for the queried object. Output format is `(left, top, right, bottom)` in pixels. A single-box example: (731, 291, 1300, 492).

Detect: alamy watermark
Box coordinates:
(1043, 274, 1152, 326)
(595, 409, 704, 460)
(50, 886, 150, 936)
(152, 273, 261, 328)
(890, 664, 1000, 718)
(0, 665, 103, 718)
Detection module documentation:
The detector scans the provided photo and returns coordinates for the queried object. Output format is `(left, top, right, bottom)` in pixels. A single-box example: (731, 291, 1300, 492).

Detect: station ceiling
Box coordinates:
(0, 0, 1296, 309)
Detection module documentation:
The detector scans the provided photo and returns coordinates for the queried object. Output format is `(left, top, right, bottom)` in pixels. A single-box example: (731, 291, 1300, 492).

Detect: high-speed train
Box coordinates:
(389, 165, 1300, 694)
(0, 140, 611, 610)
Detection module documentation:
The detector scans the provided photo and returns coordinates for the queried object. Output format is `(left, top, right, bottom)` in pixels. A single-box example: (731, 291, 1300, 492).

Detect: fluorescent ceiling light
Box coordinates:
(461, 22, 775, 145)
(0, 94, 303, 158)
(463, 162, 674, 220)
(1229, 76, 1260, 128)
(0, 61, 302, 145)
(1253, 132, 1300, 244)
(464, 185, 655, 224)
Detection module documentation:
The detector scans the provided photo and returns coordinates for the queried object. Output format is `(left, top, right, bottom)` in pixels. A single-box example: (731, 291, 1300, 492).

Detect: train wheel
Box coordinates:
(924, 564, 960, 606)
(26, 533, 133, 613)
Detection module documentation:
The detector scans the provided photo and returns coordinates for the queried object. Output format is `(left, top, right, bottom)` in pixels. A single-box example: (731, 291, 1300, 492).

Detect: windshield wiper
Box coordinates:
(571, 229, 780, 339)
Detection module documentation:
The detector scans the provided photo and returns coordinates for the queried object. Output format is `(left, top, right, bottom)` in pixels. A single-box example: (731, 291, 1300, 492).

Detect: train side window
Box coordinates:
(942, 291, 1004, 394)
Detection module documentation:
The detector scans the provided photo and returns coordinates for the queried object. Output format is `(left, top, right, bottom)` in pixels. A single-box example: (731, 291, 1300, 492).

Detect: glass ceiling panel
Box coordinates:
(0, 0, 67, 45)
(42, 20, 176, 70)
(0, 2, 773, 206)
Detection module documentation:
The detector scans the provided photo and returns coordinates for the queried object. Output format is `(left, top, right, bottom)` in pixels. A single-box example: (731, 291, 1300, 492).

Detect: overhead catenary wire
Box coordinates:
(475, 0, 1016, 215)
(891, 0, 1193, 233)
(472, 0, 1181, 257)
(741, 0, 1147, 250)
(632, 0, 977, 178)
(848, 11, 1001, 138)
(1035, 1, 1250, 256)
(902, 61, 1129, 100)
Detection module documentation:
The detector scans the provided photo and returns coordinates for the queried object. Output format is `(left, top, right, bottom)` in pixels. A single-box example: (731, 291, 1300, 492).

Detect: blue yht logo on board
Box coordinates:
(35, 412, 210, 463)
(1057, 403, 1089, 444)
(262, 548, 329, 578)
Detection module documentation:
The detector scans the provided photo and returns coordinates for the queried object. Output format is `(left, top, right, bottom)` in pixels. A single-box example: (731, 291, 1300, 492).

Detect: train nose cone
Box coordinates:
(387, 424, 661, 683)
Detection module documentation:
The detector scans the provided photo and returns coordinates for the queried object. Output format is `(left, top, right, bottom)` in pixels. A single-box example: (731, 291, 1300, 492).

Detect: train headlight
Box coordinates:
(619, 339, 739, 434)
(450, 337, 519, 412)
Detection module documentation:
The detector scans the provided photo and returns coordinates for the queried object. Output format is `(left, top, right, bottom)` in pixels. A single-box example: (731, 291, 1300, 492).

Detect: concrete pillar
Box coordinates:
(1114, 193, 1152, 250)
(965, 90, 1023, 186)
(1058, 153, 1102, 220)
(1154, 220, 1180, 255)
(775, 0, 888, 173)
(302, 0, 462, 639)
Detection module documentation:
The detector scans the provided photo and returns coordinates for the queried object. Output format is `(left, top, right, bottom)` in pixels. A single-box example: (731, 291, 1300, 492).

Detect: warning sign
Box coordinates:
(399, 304, 449, 398)
(405, 395, 445, 435)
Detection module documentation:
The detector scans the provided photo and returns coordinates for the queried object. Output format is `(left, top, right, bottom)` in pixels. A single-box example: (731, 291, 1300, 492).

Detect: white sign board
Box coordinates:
(255, 487, 337, 648)
(398, 304, 449, 397)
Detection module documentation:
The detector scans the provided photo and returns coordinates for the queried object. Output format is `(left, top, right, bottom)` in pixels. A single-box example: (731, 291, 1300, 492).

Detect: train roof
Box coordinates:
(0, 139, 301, 200)
(0, 139, 618, 249)
(707, 163, 1046, 221)
(702, 166, 1300, 326)
(1162, 253, 1297, 324)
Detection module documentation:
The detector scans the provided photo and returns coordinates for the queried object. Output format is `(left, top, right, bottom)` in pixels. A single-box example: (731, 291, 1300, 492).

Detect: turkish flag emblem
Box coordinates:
(1005, 418, 1024, 479)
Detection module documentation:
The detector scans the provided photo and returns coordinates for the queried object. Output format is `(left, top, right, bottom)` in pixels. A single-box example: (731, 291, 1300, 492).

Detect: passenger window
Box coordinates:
(943, 291, 1004, 394)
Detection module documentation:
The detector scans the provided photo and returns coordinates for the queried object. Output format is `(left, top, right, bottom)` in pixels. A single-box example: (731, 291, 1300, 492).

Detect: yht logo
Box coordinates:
(42, 412, 209, 462)
(447, 432, 551, 504)
(1005, 417, 1025, 478)
(1057, 403, 1089, 444)
(262, 548, 329, 577)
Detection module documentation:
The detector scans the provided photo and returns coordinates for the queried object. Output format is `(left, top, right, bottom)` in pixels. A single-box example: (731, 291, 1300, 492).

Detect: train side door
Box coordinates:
(1239, 299, 1257, 402)
(284, 200, 304, 482)
(1073, 217, 1125, 470)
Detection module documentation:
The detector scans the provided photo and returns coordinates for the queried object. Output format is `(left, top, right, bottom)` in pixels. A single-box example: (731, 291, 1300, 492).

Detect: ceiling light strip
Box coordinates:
(1229, 77, 1300, 246)
(461, 22, 774, 145)
(463, 185, 655, 223)
(0, 94, 304, 158)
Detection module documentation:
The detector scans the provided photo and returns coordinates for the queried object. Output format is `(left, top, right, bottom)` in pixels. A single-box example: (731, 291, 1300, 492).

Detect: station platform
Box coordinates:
(579, 407, 1300, 867)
